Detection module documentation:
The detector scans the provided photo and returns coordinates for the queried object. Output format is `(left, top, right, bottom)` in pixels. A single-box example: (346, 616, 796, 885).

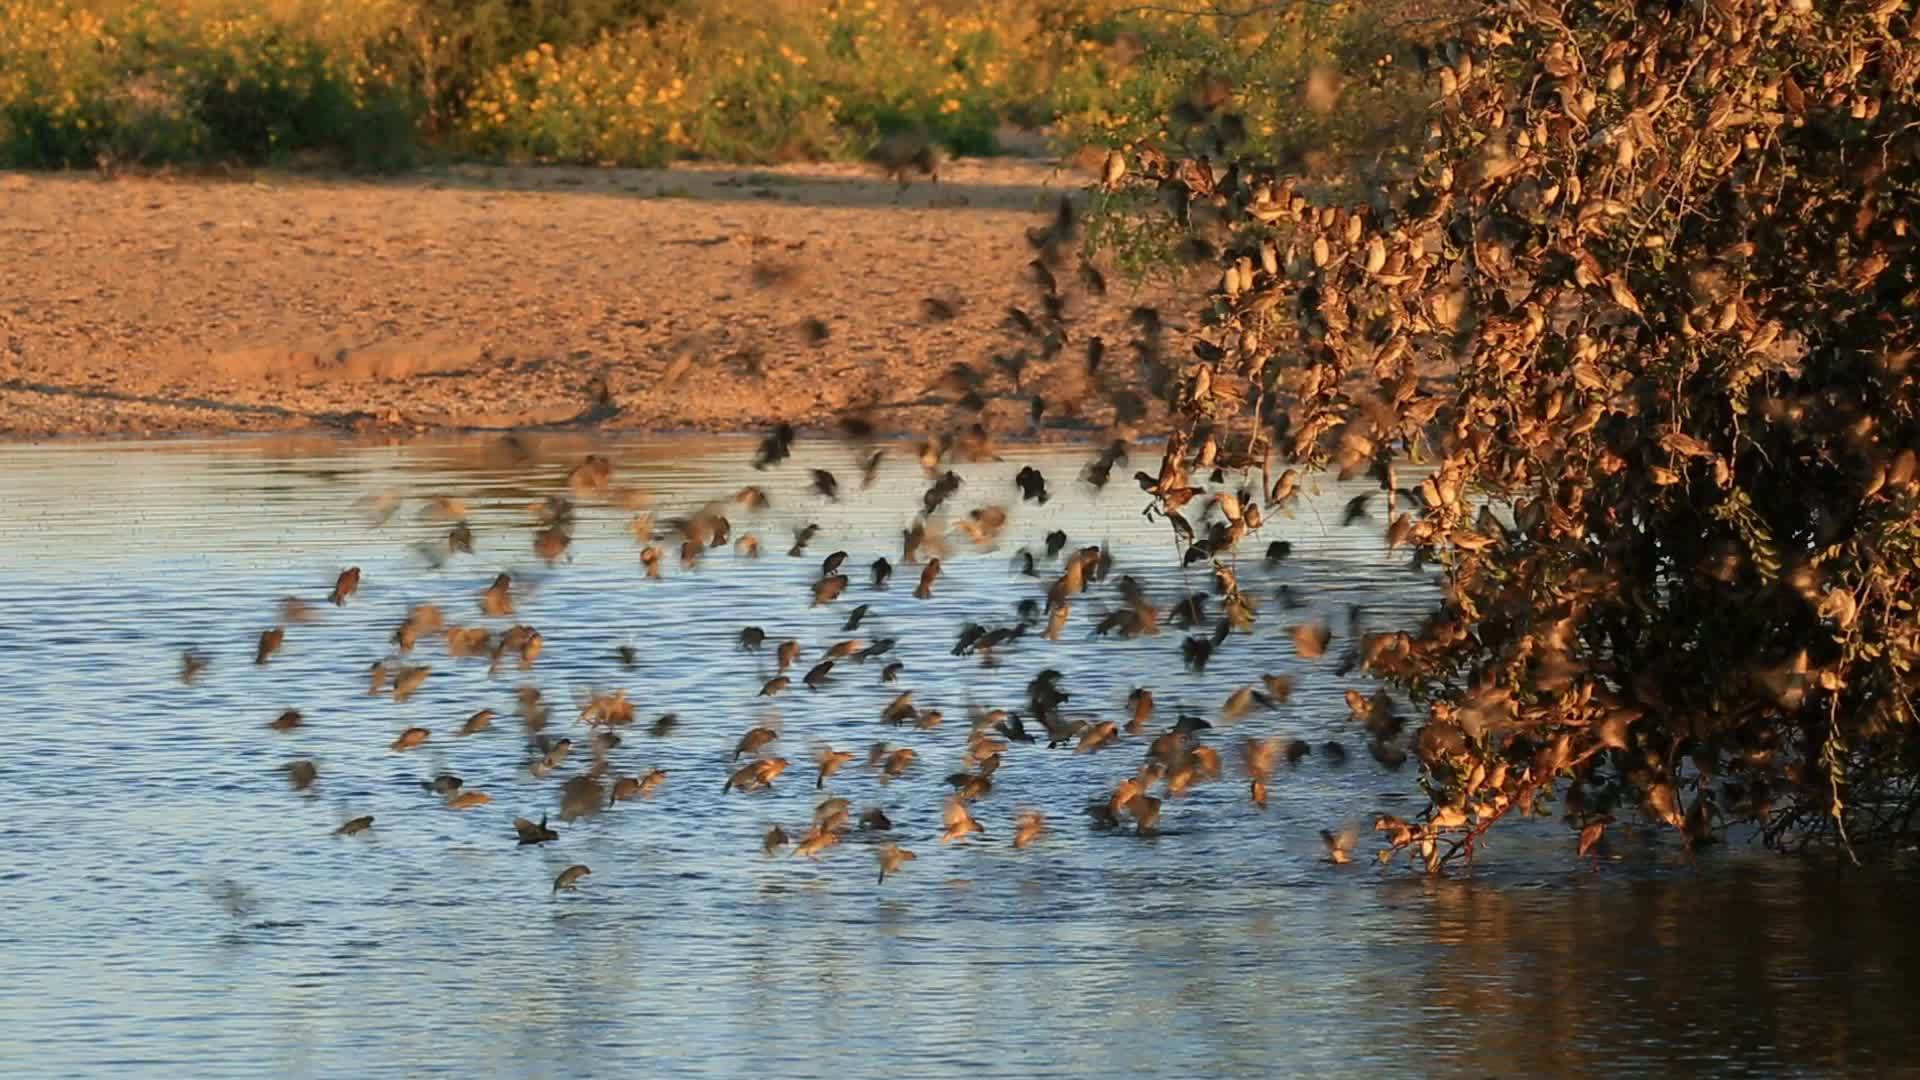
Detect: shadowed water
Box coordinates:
(2, 434, 1917, 1077)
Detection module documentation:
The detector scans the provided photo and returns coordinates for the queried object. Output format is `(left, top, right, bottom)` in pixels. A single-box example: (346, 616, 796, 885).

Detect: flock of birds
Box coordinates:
(181, 189, 1435, 897)
(186, 419, 1426, 901)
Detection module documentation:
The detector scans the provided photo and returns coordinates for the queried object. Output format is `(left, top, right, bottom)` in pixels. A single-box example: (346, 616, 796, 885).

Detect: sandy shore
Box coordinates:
(0, 156, 1190, 442)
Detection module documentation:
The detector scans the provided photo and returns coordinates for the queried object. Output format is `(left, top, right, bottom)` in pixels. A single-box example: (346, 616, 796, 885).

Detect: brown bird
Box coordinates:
(1076, 721, 1120, 753)
(880, 747, 917, 782)
(1012, 809, 1048, 849)
(282, 759, 317, 791)
(636, 767, 668, 798)
(446, 790, 492, 810)
(529, 738, 573, 778)
(1125, 793, 1162, 834)
(876, 842, 917, 884)
(1321, 826, 1357, 864)
(534, 527, 572, 564)
(335, 815, 374, 836)
(481, 573, 515, 617)
(391, 665, 430, 704)
(457, 709, 495, 736)
(735, 726, 780, 760)
(553, 864, 591, 893)
(268, 709, 303, 733)
(803, 660, 835, 690)
(763, 824, 791, 856)
(609, 775, 643, 805)
(255, 627, 285, 665)
(941, 796, 986, 842)
(777, 639, 801, 672)
(390, 726, 430, 751)
(815, 745, 855, 788)
(812, 574, 850, 606)
(1242, 737, 1280, 809)
(510, 816, 556, 846)
(914, 559, 942, 599)
(724, 757, 789, 794)
(1290, 621, 1332, 659)
(759, 676, 790, 697)
(180, 649, 210, 685)
(329, 567, 361, 606)
(1127, 688, 1154, 734)
(794, 826, 842, 859)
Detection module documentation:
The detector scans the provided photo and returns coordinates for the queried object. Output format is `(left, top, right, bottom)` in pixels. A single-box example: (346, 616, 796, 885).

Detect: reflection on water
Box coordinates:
(1, 434, 1915, 1077)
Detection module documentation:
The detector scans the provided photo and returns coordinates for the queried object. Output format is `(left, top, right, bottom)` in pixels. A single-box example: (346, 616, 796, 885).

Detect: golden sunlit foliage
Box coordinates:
(1103, 0, 1920, 865)
(0, 0, 1430, 169)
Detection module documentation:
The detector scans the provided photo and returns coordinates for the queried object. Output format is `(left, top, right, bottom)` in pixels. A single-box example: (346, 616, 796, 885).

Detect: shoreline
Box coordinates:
(1, 154, 1187, 444)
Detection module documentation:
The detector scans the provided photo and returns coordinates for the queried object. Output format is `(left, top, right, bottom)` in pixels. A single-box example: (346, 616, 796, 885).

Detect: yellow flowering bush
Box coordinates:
(0, 0, 1433, 170)
(1, 0, 416, 167)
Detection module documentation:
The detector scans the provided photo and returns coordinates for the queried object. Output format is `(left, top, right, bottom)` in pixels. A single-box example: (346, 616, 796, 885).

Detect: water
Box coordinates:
(2, 433, 1917, 1077)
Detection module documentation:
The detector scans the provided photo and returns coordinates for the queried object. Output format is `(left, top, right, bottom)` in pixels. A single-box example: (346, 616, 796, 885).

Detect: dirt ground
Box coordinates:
(0, 155, 1191, 442)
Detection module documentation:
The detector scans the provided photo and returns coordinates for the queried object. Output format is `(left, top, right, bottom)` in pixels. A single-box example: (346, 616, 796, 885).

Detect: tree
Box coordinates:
(1102, 0, 1920, 867)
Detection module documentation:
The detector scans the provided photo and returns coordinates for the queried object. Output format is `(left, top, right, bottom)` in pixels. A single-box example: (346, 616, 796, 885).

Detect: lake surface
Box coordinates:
(2, 433, 1916, 1078)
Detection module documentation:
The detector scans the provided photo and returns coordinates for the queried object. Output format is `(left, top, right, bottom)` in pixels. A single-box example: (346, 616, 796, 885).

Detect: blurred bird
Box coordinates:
(329, 567, 361, 606)
(876, 842, 916, 884)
